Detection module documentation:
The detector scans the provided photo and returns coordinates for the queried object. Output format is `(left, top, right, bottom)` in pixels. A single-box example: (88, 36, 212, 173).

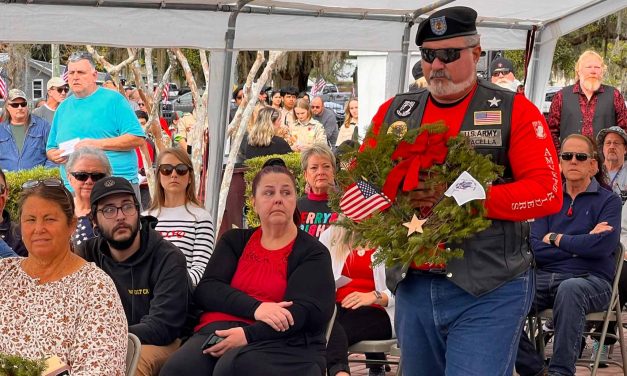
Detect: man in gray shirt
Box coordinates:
(311, 96, 338, 148)
(32, 77, 68, 124)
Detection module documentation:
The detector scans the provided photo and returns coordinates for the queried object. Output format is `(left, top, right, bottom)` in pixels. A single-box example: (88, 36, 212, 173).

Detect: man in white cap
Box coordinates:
(598, 126, 627, 202)
(32, 76, 69, 124)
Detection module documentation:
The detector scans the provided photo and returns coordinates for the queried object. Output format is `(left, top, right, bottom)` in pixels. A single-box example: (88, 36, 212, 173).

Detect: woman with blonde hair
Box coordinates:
(245, 107, 292, 160)
(289, 98, 327, 151)
(320, 224, 394, 376)
(145, 147, 215, 287)
(336, 98, 359, 146)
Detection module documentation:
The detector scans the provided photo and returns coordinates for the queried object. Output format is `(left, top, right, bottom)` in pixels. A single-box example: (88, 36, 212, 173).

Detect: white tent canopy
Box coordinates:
(1, 0, 625, 220)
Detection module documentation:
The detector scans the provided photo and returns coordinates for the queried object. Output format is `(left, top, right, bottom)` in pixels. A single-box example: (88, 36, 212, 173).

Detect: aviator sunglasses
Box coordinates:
(70, 172, 107, 182)
(420, 46, 476, 64)
(560, 152, 592, 162)
(159, 163, 191, 176)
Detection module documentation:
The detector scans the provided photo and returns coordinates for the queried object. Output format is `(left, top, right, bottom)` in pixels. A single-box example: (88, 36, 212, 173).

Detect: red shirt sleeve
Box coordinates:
(485, 95, 563, 221)
(613, 89, 627, 128)
(547, 90, 563, 152)
(359, 97, 395, 151)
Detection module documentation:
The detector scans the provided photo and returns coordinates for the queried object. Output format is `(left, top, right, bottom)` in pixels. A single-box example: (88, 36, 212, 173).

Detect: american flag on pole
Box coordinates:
(0, 72, 7, 100)
(311, 77, 326, 96)
(340, 180, 392, 221)
(161, 82, 170, 102)
(61, 66, 69, 83)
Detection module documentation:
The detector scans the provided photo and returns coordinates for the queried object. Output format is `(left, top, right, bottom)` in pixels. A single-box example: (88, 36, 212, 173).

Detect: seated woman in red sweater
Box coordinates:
(160, 158, 335, 376)
(320, 225, 394, 376)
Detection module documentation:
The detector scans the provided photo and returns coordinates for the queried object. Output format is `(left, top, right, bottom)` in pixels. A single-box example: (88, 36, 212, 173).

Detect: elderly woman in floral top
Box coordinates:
(0, 178, 127, 375)
(288, 98, 327, 151)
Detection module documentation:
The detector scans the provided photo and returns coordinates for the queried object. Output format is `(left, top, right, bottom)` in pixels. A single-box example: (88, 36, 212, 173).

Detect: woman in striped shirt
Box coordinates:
(145, 147, 215, 287)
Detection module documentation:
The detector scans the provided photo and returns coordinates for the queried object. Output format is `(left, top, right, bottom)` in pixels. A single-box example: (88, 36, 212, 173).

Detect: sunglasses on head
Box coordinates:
(54, 86, 70, 94)
(22, 178, 72, 202)
(420, 46, 476, 64)
(8, 102, 27, 108)
(159, 163, 191, 176)
(70, 172, 107, 182)
(560, 152, 592, 162)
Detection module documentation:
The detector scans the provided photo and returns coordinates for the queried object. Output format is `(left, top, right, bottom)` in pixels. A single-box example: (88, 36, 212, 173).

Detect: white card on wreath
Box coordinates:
(444, 171, 486, 206)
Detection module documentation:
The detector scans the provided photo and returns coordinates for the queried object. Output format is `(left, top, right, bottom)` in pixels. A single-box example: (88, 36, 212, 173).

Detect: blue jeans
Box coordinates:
(516, 270, 612, 376)
(395, 270, 533, 376)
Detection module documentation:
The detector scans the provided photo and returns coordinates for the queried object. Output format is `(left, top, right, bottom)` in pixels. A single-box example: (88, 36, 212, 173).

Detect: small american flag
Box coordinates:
(340, 180, 392, 221)
(0, 73, 7, 100)
(473, 111, 502, 125)
(311, 77, 326, 96)
(162, 82, 170, 102)
(61, 66, 69, 83)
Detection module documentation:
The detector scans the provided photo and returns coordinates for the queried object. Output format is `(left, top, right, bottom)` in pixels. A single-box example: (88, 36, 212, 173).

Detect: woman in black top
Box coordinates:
(160, 158, 335, 376)
(244, 106, 292, 160)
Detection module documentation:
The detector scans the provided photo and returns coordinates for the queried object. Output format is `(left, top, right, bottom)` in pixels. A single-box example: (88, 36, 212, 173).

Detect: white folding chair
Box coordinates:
(126, 333, 142, 376)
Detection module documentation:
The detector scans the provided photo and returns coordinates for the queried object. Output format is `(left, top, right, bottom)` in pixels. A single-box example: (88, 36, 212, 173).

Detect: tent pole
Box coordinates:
(204, 0, 252, 224)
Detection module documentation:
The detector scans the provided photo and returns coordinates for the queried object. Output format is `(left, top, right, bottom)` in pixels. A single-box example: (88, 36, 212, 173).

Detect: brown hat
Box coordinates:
(416, 6, 478, 46)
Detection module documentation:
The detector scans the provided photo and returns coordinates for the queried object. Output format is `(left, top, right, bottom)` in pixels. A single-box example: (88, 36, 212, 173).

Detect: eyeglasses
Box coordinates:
(97, 203, 138, 219)
(137, 102, 145, 107)
(560, 152, 592, 162)
(492, 70, 510, 77)
(604, 141, 625, 147)
(70, 172, 107, 182)
(311, 105, 322, 109)
(8, 102, 27, 108)
(158, 163, 191, 176)
(54, 86, 70, 94)
(22, 178, 73, 202)
(420, 46, 476, 64)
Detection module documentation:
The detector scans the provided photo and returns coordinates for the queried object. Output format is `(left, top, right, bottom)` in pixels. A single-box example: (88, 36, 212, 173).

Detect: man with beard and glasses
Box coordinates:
(361, 6, 562, 375)
(547, 50, 627, 152)
(75, 176, 191, 376)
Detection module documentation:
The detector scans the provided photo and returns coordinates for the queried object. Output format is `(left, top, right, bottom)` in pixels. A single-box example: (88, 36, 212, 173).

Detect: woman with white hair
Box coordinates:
(66, 147, 112, 245)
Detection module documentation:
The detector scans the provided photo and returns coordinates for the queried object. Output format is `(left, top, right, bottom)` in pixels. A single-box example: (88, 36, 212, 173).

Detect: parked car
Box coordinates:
(541, 86, 562, 115)
(324, 101, 345, 127)
(172, 91, 195, 114)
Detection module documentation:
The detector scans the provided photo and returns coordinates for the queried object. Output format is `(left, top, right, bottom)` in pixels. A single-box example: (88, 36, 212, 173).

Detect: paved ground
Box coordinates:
(347, 332, 627, 375)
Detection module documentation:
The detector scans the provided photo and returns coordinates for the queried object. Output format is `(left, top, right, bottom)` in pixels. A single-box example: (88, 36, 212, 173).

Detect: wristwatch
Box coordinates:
(373, 290, 382, 303)
(549, 233, 558, 247)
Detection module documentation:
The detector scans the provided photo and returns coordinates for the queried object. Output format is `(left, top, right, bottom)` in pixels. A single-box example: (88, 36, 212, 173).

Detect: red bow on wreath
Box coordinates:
(382, 130, 449, 202)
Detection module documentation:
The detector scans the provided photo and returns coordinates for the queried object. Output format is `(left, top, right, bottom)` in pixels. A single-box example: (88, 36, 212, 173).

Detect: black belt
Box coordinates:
(409, 268, 447, 276)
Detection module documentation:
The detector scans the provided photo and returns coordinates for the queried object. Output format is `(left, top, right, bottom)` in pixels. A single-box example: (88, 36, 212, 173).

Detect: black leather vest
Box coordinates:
(559, 84, 616, 140)
(383, 80, 532, 297)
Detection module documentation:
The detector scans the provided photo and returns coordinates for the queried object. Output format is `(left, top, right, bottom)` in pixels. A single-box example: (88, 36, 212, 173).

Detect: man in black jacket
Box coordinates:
(76, 176, 190, 376)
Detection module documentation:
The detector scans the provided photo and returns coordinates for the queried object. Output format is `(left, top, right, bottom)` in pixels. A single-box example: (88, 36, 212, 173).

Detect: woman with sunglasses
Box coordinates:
(244, 106, 292, 160)
(66, 147, 112, 245)
(0, 89, 55, 171)
(145, 147, 215, 287)
(0, 178, 127, 375)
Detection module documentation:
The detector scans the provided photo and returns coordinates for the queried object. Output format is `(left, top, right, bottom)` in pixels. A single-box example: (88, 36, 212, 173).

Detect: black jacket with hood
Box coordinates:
(76, 216, 191, 346)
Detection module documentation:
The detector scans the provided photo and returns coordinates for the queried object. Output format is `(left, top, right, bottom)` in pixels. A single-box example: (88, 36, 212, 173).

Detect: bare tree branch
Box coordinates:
(172, 48, 200, 107)
(217, 51, 286, 227)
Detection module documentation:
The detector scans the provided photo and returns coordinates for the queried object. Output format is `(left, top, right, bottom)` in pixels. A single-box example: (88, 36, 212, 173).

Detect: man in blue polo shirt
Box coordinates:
(46, 51, 145, 197)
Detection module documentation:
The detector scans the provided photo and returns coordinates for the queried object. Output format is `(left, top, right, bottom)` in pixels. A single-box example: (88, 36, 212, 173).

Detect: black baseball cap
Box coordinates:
(415, 6, 478, 46)
(490, 57, 515, 75)
(90, 176, 137, 207)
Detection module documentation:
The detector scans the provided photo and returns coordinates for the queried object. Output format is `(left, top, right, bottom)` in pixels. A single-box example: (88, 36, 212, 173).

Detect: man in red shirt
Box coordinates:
(547, 50, 627, 152)
(365, 6, 563, 375)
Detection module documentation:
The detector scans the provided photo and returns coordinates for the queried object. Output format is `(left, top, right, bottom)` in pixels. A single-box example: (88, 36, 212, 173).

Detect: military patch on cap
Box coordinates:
(395, 100, 417, 118)
(104, 179, 115, 187)
(430, 16, 447, 36)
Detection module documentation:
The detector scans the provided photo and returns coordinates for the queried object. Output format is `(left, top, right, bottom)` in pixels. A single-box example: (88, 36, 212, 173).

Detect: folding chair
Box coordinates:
(530, 244, 627, 376)
(348, 338, 402, 376)
(126, 332, 142, 376)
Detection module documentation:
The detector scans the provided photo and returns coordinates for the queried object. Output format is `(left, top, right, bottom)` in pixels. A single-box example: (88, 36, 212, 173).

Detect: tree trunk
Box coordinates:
(6, 44, 29, 90)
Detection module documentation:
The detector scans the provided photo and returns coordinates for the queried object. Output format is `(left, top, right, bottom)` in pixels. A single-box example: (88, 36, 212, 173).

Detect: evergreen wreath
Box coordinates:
(0, 354, 45, 376)
(329, 121, 504, 267)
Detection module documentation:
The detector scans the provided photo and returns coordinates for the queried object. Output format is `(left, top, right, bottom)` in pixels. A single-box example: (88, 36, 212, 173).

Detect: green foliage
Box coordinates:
(0, 354, 46, 376)
(4, 167, 61, 221)
(243, 153, 304, 227)
(328, 123, 504, 267)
